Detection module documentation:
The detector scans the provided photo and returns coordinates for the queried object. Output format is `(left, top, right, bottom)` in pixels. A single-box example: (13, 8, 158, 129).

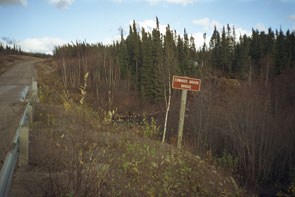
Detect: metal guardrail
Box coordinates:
(0, 144, 19, 196)
(12, 102, 30, 144)
(0, 79, 38, 197)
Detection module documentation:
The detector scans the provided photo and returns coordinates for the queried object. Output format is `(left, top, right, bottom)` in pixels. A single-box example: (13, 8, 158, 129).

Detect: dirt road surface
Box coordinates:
(0, 60, 38, 169)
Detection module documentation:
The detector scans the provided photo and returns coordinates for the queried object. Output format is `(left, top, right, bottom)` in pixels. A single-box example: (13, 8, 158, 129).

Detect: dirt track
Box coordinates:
(0, 60, 38, 168)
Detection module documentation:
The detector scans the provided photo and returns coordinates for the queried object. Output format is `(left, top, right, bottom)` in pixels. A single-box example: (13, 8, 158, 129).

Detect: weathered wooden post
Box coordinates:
(172, 76, 201, 149)
(27, 105, 33, 125)
(32, 80, 38, 103)
(177, 89, 187, 148)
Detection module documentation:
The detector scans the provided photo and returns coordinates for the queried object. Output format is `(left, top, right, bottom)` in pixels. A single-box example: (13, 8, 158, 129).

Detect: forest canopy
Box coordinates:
(54, 18, 295, 101)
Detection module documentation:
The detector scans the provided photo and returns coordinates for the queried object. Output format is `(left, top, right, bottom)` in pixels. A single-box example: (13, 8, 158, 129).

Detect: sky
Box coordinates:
(0, 0, 295, 54)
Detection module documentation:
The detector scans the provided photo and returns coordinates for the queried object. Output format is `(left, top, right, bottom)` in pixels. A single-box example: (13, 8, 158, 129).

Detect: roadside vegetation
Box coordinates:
(51, 18, 295, 196)
(19, 59, 246, 196)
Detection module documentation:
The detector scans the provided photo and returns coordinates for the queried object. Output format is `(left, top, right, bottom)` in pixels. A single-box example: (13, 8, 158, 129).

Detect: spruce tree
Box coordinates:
(250, 29, 261, 75)
(126, 21, 140, 86)
(151, 17, 164, 101)
(182, 28, 192, 75)
(233, 35, 250, 75)
(177, 35, 185, 73)
(163, 25, 178, 81)
(118, 29, 130, 79)
(209, 26, 221, 69)
(140, 28, 153, 99)
(220, 26, 231, 72)
(274, 29, 288, 74)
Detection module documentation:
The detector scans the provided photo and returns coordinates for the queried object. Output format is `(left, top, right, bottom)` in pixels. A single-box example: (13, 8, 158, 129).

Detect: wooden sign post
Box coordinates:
(172, 76, 201, 149)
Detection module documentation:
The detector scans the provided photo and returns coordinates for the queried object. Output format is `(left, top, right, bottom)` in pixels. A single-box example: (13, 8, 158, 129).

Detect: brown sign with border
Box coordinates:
(172, 75, 201, 92)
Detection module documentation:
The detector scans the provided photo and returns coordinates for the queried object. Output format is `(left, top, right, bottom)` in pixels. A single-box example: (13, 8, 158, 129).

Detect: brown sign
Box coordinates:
(172, 75, 201, 92)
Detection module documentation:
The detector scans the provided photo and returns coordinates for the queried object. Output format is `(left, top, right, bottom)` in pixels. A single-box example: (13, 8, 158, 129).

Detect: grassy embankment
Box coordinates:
(11, 58, 251, 196)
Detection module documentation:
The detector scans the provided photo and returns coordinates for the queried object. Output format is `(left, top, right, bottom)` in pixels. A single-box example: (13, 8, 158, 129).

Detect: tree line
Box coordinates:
(0, 42, 22, 55)
(0, 41, 52, 58)
(54, 17, 199, 104)
(54, 19, 295, 102)
(206, 25, 295, 80)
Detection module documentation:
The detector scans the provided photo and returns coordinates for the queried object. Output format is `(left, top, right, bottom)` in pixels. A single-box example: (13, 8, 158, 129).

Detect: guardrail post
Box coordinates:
(19, 127, 29, 166)
(32, 80, 39, 103)
(27, 105, 33, 125)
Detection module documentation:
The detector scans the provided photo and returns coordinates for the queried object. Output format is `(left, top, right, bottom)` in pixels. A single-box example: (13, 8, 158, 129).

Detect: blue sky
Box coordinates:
(0, 0, 294, 54)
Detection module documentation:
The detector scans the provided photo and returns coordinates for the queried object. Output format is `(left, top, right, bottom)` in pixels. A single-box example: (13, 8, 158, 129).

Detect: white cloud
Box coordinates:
(235, 27, 251, 37)
(147, 0, 197, 5)
(192, 32, 207, 50)
(131, 19, 167, 35)
(18, 37, 67, 55)
(192, 17, 222, 31)
(192, 27, 251, 50)
(0, 0, 27, 6)
(255, 22, 266, 32)
(47, 0, 74, 9)
(102, 19, 168, 46)
(192, 17, 210, 26)
(192, 17, 251, 41)
(103, 35, 121, 45)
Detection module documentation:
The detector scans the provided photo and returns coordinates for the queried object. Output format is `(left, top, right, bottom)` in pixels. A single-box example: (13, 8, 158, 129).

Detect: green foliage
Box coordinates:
(39, 85, 49, 103)
(207, 25, 295, 77)
(216, 151, 238, 171)
(140, 28, 154, 99)
(64, 190, 75, 197)
(114, 136, 204, 196)
(54, 18, 197, 102)
(141, 116, 160, 139)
